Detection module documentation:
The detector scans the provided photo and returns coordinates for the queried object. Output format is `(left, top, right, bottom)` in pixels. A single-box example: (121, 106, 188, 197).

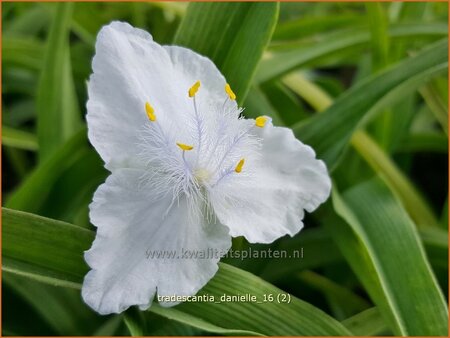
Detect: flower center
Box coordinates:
(142, 81, 269, 196)
(194, 168, 212, 184)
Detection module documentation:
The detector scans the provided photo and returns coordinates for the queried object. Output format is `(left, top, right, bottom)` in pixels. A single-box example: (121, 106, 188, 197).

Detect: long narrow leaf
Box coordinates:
(3, 273, 102, 335)
(283, 69, 440, 228)
(2, 208, 351, 336)
(174, 2, 278, 103)
(36, 2, 81, 161)
(341, 307, 389, 336)
(2, 126, 38, 151)
(257, 23, 447, 83)
(325, 178, 448, 335)
(293, 39, 448, 170)
(6, 129, 89, 213)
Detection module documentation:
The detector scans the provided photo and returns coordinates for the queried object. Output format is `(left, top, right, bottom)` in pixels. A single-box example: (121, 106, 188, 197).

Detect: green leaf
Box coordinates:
(299, 269, 368, 304)
(6, 129, 89, 213)
(36, 2, 81, 161)
(419, 226, 449, 269)
(366, 2, 395, 150)
(1, 36, 44, 71)
(282, 72, 332, 112)
(123, 311, 145, 336)
(2, 208, 93, 289)
(257, 23, 448, 83)
(260, 227, 342, 282)
(352, 131, 440, 228)
(150, 306, 263, 336)
(366, 2, 389, 71)
(260, 223, 446, 283)
(2, 282, 58, 335)
(124, 308, 203, 336)
(3, 147, 30, 180)
(37, 148, 106, 225)
(293, 39, 448, 169)
(93, 316, 124, 336)
(272, 13, 364, 41)
(2, 99, 35, 127)
(2, 126, 38, 151)
(297, 270, 370, 319)
(280, 67, 440, 228)
(342, 307, 389, 336)
(396, 132, 448, 153)
(171, 263, 350, 335)
(2, 208, 351, 336)
(2, 69, 37, 96)
(3, 4, 50, 37)
(149, 2, 187, 17)
(325, 178, 448, 335)
(261, 80, 310, 125)
(441, 197, 448, 229)
(419, 81, 449, 135)
(3, 273, 102, 335)
(174, 2, 279, 103)
(71, 19, 96, 48)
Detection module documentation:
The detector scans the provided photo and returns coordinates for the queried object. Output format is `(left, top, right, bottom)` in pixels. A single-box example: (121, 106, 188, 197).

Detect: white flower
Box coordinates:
(82, 21, 331, 315)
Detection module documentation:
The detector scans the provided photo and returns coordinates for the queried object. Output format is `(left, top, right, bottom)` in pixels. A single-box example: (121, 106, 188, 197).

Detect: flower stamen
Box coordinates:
(145, 102, 156, 121)
(188, 81, 201, 97)
(213, 116, 265, 175)
(255, 116, 267, 128)
(221, 83, 237, 112)
(177, 143, 194, 151)
(234, 158, 245, 173)
(225, 83, 236, 101)
(188, 81, 203, 164)
(177, 142, 194, 173)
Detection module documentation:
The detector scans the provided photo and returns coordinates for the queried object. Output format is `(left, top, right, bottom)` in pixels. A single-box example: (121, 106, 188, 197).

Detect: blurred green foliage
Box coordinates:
(2, 1, 448, 336)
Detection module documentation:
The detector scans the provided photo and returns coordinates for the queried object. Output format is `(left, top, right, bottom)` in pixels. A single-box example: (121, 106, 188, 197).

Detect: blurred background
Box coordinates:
(2, 1, 448, 336)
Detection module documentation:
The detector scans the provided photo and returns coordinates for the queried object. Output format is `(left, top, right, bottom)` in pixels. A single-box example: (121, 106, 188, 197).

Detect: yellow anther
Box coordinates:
(255, 116, 268, 128)
(225, 83, 236, 100)
(235, 158, 245, 173)
(188, 81, 201, 97)
(145, 102, 156, 121)
(177, 142, 194, 151)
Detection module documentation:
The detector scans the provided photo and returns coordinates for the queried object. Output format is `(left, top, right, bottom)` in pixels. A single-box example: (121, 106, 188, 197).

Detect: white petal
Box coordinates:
(87, 22, 172, 169)
(209, 124, 331, 244)
(163, 45, 237, 113)
(82, 168, 231, 315)
(87, 21, 234, 170)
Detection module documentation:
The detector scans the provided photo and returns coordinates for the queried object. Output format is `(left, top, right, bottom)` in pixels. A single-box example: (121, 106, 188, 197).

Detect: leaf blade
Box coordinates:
(293, 39, 448, 169)
(2, 126, 38, 151)
(2, 207, 351, 336)
(5, 129, 89, 212)
(257, 23, 448, 83)
(174, 2, 279, 103)
(326, 178, 448, 335)
(36, 2, 81, 161)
